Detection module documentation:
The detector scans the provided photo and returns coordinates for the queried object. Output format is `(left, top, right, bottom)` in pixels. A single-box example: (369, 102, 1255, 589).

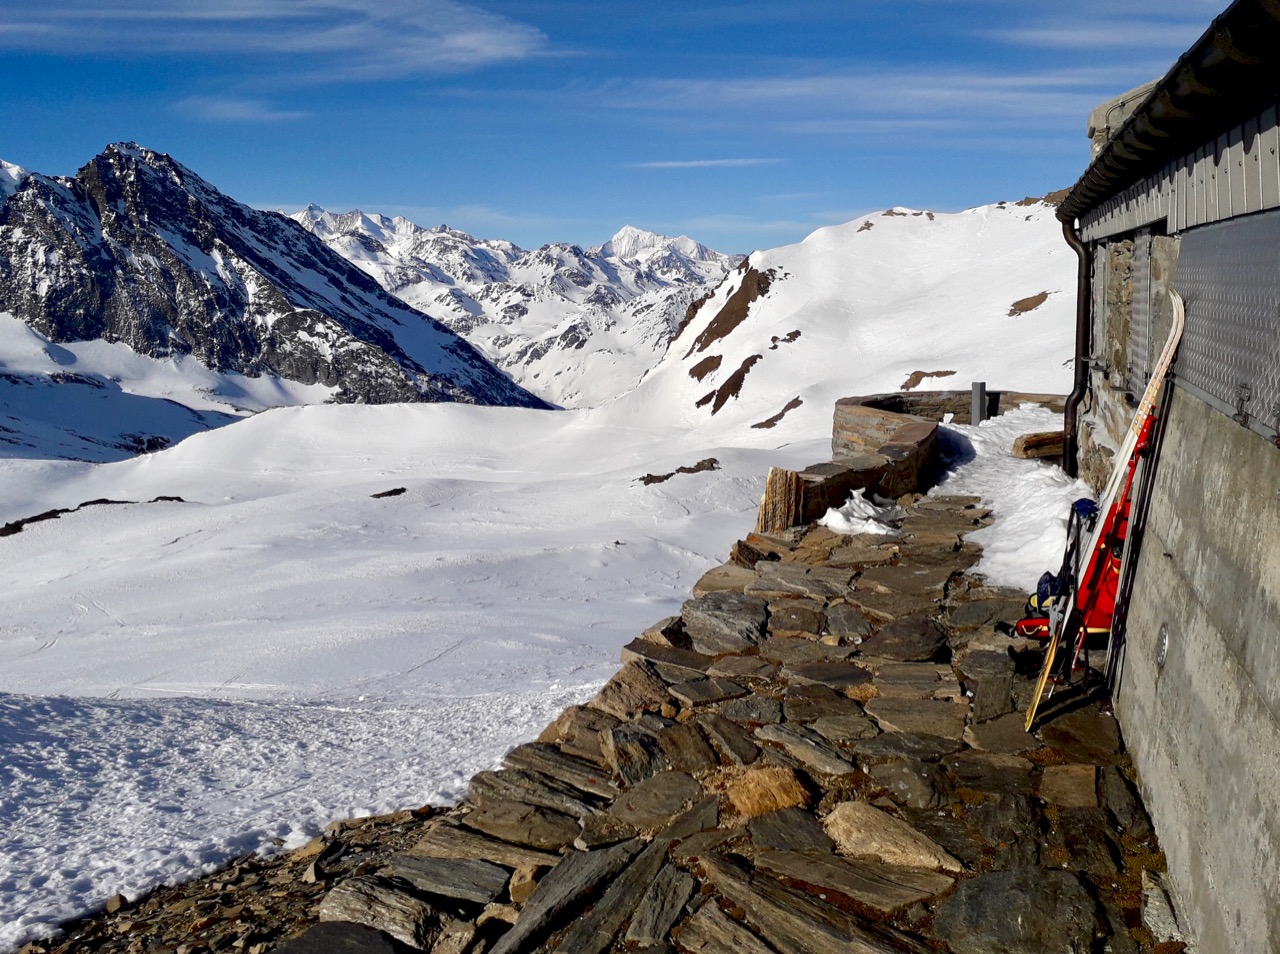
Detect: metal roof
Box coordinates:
(1058, 0, 1280, 223)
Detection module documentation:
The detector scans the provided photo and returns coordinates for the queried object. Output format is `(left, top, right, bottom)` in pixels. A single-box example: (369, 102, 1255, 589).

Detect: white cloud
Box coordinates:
(178, 96, 311, 123)
(628, 158, 782, 169)
(0, 0, 547, 79)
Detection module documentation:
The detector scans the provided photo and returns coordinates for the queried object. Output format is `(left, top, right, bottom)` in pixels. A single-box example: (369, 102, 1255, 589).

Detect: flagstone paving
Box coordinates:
(34, 494, 1186, 954)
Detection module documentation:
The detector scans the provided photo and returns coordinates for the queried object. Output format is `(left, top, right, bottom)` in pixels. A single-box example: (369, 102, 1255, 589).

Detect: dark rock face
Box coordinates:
(933, 868, 1101, 954)
(0, 143, 547, 409)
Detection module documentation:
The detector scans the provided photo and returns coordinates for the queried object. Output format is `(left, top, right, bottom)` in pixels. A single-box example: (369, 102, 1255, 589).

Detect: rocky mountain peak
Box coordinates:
(0, 160, 29, 203)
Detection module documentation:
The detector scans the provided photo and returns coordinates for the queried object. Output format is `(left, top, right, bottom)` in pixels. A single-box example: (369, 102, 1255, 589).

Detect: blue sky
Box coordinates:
(0, 0, 1222, 252)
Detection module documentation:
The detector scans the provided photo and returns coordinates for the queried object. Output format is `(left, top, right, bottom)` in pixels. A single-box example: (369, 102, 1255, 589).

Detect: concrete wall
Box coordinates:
(1116, 386, 1280, 952)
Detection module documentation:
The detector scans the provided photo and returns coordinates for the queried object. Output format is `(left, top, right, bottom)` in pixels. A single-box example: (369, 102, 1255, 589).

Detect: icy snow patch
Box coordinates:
(819, 492, 903, 535)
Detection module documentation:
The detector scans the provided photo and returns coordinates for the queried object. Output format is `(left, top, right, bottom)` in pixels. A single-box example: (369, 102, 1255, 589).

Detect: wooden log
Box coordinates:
(755, 467, 805, 534)
(1011, 430, 1066, 459)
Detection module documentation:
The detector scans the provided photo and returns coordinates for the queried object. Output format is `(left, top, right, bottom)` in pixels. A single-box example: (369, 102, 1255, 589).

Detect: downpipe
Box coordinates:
(1061, 217, 1091, 479)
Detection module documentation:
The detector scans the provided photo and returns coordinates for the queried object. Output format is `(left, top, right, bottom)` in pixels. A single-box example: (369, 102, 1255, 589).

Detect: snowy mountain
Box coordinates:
(292, 208, 741, 407)
(0, 143, 546, 455)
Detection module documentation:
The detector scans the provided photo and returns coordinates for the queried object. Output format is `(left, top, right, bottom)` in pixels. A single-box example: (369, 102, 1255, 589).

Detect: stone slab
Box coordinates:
(502, 743, 618, 800)
(823, 602, 874, 637)
(318, 875, 442, 950)
(697, 712, 762, 765)
(692, 563, 758, 597)
(943, 751, 1035, 796)
(854, 732, 963, 763)
(621, 638, 715, 683)
(468, 769, 602, 820)
(673, 901, 778, 954)
(681, 592, 769, 655)
(748, 807, 835, 852)
(824, 800, 964, 872)
(587, 661, 671, 720)
(745, 563, 855, 601)
(755, 723, 858, 776)
(783, 683, 866, 722)
(768, 598, 826, 635)
(408, 820, 560, 870)
(609, 771, 702, 831)
(754, 849, 954, 914)
(624, 863, 696, 947)
(933, 868, 1100, 954)
(1039, 764, 1098, 808)
(384, 855, 510, 906)
(670, 678, 750, 707)
(274, 922, 400, 954)
(857, 616, 949, 661)
(461, 799, 579, 852)
(867, 760, 953, 810)
(706, 655, 780, 682)
(864, 697, 967, 739)
(552, 837, 673, 954)
(782, 660, 875, 692)
(658, 721, 719, 774)
(757, 636, 856, 666)
(963, 712, 1043, 755)
(537, 706, 621, 766)
(602, 724, 669, 786)
(810, 710, 880, 744)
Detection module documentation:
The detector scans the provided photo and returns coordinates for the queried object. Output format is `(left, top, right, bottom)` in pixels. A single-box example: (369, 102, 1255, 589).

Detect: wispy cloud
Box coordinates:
(628, 158, 782, 169)
(178, 96, 310, 123)
(0, 0, 547, 80)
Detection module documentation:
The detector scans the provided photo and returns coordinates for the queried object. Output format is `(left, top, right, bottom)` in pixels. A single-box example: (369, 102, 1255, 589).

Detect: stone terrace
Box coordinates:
(34, 494, 1186, 954)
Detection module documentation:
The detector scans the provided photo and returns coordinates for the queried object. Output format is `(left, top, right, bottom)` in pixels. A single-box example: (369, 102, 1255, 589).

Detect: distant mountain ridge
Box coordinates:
(293, 207, 742, 408)
(0, 143, 546, 412)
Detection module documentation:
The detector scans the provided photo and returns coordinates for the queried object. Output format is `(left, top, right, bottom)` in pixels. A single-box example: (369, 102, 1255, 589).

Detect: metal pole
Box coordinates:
(971, 381, 987, 424)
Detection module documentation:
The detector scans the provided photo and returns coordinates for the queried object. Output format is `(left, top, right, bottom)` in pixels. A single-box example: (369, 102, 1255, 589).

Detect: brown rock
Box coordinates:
(409, 819, 560, 869)
(1039, 764, 1098, 808)
(601, 724, 669, 785)
(658, 721, 719, 774)
(609, 771, 702, 831)
(318, 875, 443, 950)
(707, 655, 780, 682)
(669, 678, 750, 707)
(768, 598, 826, 635)
(823, 801, 964, 872)
(858, 616, 949, 661)
(745, 563, 855, 601)
(574, 811, 637, 851)
(587, 661, 670, 719)
(754, 723, 858, 776)
(462, 800, 580, 852)
(681, 592, 769, 654)
(674, 900, 779, 954)
(754, 849, 954, 914)
(863, 697, 967, 739)
(693, 563, 758, 596)
(502, 743, 617, 800)
(697, 712, 762, 765)
(537, 705, 621, 765)
(509, 864, 545, 905)
(620, 638, 715, 683)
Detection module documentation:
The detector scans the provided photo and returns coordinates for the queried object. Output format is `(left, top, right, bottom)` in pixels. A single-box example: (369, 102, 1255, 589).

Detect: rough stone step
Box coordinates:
(697, 712, 762, 765)
(757, 636, 856, 666)
(602, 724, 670, 786)
(857, 616, 950, 661)
(461, 799, 581, 852)
(408, 819, 560, 870)
(552, 837, 674, 953)
(847, 590, 940, 623)
(608, 771, 702, 832)
(620, 638, 715, 683)
(669, 678, 750, 707)
(468, 769, 603, 820)
(932, 868, 1100, 954)
(863, 696, 967, 739)
(681, 592, 769, 655)
(942, 751, 1035, 796)
(755, 723, 858, 776)
(783, 683, 867, 722)
(745, 563, 856, 601)
(753, 849, 955, 914)
(657, 720, 720, 774)
(586, 661, 671, 720)
(747, 807, 835, 853)
(502, 743, 618, 800)
(823, 801, 964, 873)
(672, 900, 779, 954)
(273, 921, 401, 954)
(719, 692, 783, 725)
(537, 705, 621, 766)
(624, 863, 696, 947)
(317, 875, 443, 950)
(853, 731, 964, 763)
(768, 597, 826, 636)
(382, 855, 510, 906)
(810, 709, 881, 744)
(781, 659, 875, 693)
(706, 655, 780, 683)
(824, 601, 874, 637)
(488, 839, 644, 954)
(699, 853, 928, 954)
(692, 562, 758, 597)
(857, 563, 958, 597)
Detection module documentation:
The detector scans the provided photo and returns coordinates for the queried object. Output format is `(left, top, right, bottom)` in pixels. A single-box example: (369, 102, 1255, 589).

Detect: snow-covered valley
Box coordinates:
(0, 189, 1092, 948)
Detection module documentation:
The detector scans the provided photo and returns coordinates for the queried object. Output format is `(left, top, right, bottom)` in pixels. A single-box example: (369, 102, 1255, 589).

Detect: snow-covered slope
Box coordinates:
(0, 144, 546, 419)
(0, 196, 1084, 950)
(293, 208, 740, 408)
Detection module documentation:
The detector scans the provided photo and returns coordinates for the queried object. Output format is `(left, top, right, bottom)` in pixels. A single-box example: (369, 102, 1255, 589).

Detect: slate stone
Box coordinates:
(783, 683, 863, 722)
(847, 589, 939, 622)
(858, 563, 956, 597)
(946, 598, 1026, 631)
(409, 819, 560, 870)
(609, 771, 702, 831)
(670, 678, 750, 707)
(755, 723, 858, 776)
(854, 732, 963, 763)
(823, 602, 874, 638)
(824, 800, 964, 872)
(867, 760, 953, 810)
(692, 563, 758, 597)
(943, 751, 1035, 796)
(468, 769, 602, 820)
(318, 875, 443, 950)
(810, 709, 880, 744)
(671, 827, 740, 865)
(662, 795, 721, 839)
(827, 540, 899, 568)
(864, 697, 967, 738)
(553, 838, 673, 954)
(699, 853, 927, 954)
(754, 849, 954, 914)
(963, 794, 1041, 869)
(964, 712, 1043, 755)
(707, 655, 780, 682)
(488, 839, 644, 954)
(719, 693, 783, 724)
(1099, 766, 1154, 841)
(658, 721, 719, 774)
(274, 922, 400, 954)
(748, 807, 835, 852)
(588, 661, 671, 720)
(602, 725, 669, 785)
(674, 901, 778, 954)
(1038, 704, 1123, 765)
(624, 864, 696, 947)
(384, 855, 510, 906)
(862, 659, 961, 701)
(462, 799, 580, 852)
(898, 809, 985, 868)
(933, 868, 1100, 954)
(745, 562, 855, 600)
(503, 743, 617, 800)
(958, 650, 1016, 723)
(621, 638, 715, 683)
(768, 598, 826, 635)
(783, 660, 875, 692)
(858, 616, 949, 661)
(697, 712, 762, 765)
(575, 812, 637, 851)
(538, 705, 621, 766)
(758, 636, 856, 666)
(1045, 807, 1120, 875)
(1039, 764, 1098, 807)
(681, 592, 769, 654)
